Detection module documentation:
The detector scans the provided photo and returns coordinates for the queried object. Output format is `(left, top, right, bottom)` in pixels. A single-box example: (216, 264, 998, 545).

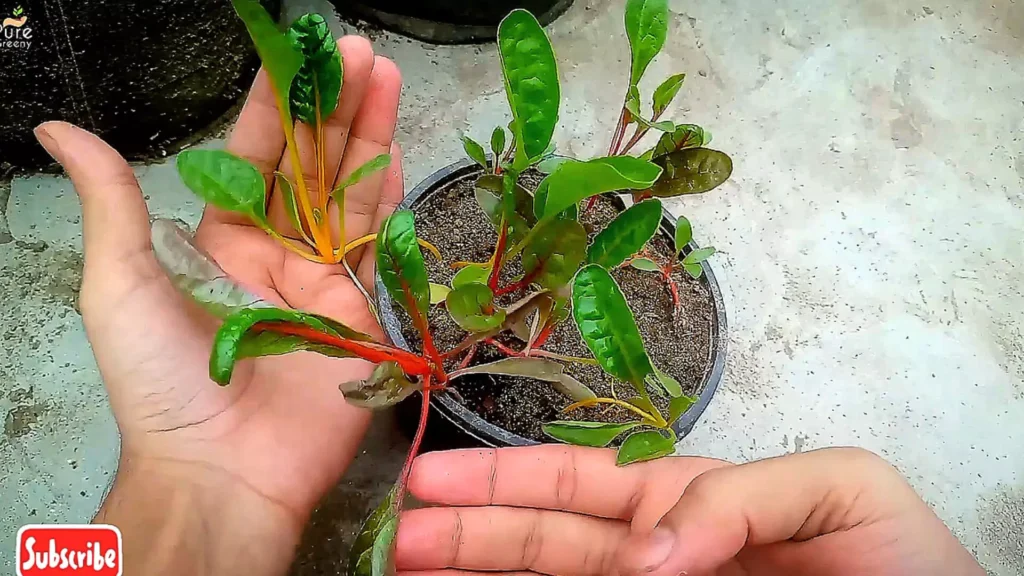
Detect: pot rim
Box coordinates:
(375, 157, 728, 447)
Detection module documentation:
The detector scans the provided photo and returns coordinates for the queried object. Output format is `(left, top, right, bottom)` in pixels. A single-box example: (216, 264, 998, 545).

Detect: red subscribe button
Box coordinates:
(16, 525, 122, 576)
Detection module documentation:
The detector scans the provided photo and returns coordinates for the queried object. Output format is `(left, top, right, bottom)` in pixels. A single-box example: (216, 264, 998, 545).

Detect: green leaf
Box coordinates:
(288, 13, 343, 125)
(587, 199, 663, 268)
(543, 421, 642, 448)
(649, 366, 683, 397)
(572, 264, 653, 388)
(474, 183, 532, 247)
(651, 124, 708, 158)
(536, 154, 572, 175)
(452, 263, 490, 289)
(334, 154, 392, 195)
(625, 0, 669, 87)
(339, 361, 419, 409)
(461, 134, 488, 170)
(674, 214, 692, 257)
(538, 156, 663, 219)
(177, 150, 267, 224)
(522, 219, 588, 289)
(348, 487, 399, 576)
(231, 0, 304, 124)
(652, 73, 686, 116)
(683, 262, 704, 279)
(210, 307, 373, 385)
(491, 127, 507, 160)
(630, 257, 661, 272)
(446, 283, 507, 332)
(275, 172, 305, 237)
(450, 357, 596, 402)
(476, 174, 537, 226)
(625, 96, 675, 132)
(684, 246, 717, 264)
(376, 210, 431, 319)
(668, 394, 697, 424)
(652, 148, 733, 197)
(617, 430, 676, 465)
(626, 396, 662, 419)
(151, 219, 267, 318)
(498, 9, 560, 168)
(429, 282, 451, 305)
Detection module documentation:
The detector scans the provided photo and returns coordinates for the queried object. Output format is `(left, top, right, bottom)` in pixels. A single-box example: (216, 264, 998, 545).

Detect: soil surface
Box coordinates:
(393, 169, 716, 441)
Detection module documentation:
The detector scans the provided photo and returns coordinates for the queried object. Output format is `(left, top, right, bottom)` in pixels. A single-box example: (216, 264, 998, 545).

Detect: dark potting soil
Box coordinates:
(393, 171, 715, 441)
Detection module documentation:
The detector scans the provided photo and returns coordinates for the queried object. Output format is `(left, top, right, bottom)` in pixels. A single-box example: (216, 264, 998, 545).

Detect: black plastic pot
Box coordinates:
(331, 0, 573, 44)
(378, 158, 728, 449)
(0, 0, 279, 172)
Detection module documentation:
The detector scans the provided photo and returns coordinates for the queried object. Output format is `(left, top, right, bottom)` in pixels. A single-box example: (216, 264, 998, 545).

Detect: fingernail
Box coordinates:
(637, 527, 676, 572)
(34, 124, 59, 160)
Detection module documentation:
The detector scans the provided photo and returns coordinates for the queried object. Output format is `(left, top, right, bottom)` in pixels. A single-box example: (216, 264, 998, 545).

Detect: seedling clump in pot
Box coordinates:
(162, 0, 733, 575)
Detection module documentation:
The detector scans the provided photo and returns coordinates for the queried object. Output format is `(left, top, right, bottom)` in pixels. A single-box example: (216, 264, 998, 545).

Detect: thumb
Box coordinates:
(617, 448, 915, 575)
(34, 122, 157, 311)
(34, 121, 152, 268)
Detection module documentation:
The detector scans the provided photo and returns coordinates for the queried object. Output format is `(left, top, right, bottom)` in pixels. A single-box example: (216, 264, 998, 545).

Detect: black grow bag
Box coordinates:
(380, 158, 729, 450)
(331, 0, 573, 44)
(0, 0, 279, 172)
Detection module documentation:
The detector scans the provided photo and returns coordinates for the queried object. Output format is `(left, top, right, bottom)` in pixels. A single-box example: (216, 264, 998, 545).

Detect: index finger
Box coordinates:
(408, 445, 726, 523)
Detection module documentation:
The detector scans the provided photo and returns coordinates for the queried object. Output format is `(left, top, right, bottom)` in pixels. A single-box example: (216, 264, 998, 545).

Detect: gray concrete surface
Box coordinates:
(2, 0, 1023, 573)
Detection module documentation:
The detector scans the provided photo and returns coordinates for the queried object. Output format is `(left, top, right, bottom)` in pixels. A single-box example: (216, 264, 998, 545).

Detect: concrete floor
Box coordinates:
(2, 0, 1023, 573)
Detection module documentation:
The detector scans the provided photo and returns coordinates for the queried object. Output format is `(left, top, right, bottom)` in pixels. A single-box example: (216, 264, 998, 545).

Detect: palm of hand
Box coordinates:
(43, 37, 402, 520)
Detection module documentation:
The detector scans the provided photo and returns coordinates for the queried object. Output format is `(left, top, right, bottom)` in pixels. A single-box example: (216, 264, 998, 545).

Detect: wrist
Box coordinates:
(96, 452, 302, 576)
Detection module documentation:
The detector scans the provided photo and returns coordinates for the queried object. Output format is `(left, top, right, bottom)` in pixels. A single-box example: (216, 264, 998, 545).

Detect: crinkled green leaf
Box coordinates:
(668, 394, 697, 424)
(683, 262, 704, 279)
(335, 154, 392, 194)
(625, 0, 669, 87)
(377, 210, 431, 318)
(523, 219, 588, 289)
(452, 263, 490, 289)
(674, 214, 692, 257)
(349, 487, 399, 576)
(587, 199, 663, 268)
(652, 148, 733, 197)
(177, 150, 267, 225)
(543, 421, 641, 447)
(461, 134, 488, 170)
(211, 306, 373, 385)
(651, 124, 708, 159)
(537, 156, 662, 219)
(288, 13, 343, 125)
(491, 127, 507, 160)
(151, 219, 267, 318)
(498, 9, 560, 168)
(630, 257, 661, 272)
(652, 73, 686, 116)
(572, 264, 653, 388)
(684, 246, 717, 264)
(275, 172, 305, 237)
(617, 429, 676, 465)
(231, 0, 304, 123)
(446, 283, 506, 332)
(339, 361, 419, 409)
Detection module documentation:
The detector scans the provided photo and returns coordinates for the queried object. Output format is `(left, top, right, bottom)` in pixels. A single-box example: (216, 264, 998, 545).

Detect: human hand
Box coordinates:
(396, 446, 984, 576)
(35, 37, 402, 574)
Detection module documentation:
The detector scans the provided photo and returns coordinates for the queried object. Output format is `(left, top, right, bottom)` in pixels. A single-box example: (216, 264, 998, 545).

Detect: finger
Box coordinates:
(398, 571, 538, 576)
(395, 506, 627, 576)
(33, 121, 154, 288)
(330, 55, 402, 249)
(618, 448, 925, 576)
(409, 445, 724, 523)
(268, 36, 375, 237)
(354, 141, 403, 289)
(210, 69, 286, 227)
